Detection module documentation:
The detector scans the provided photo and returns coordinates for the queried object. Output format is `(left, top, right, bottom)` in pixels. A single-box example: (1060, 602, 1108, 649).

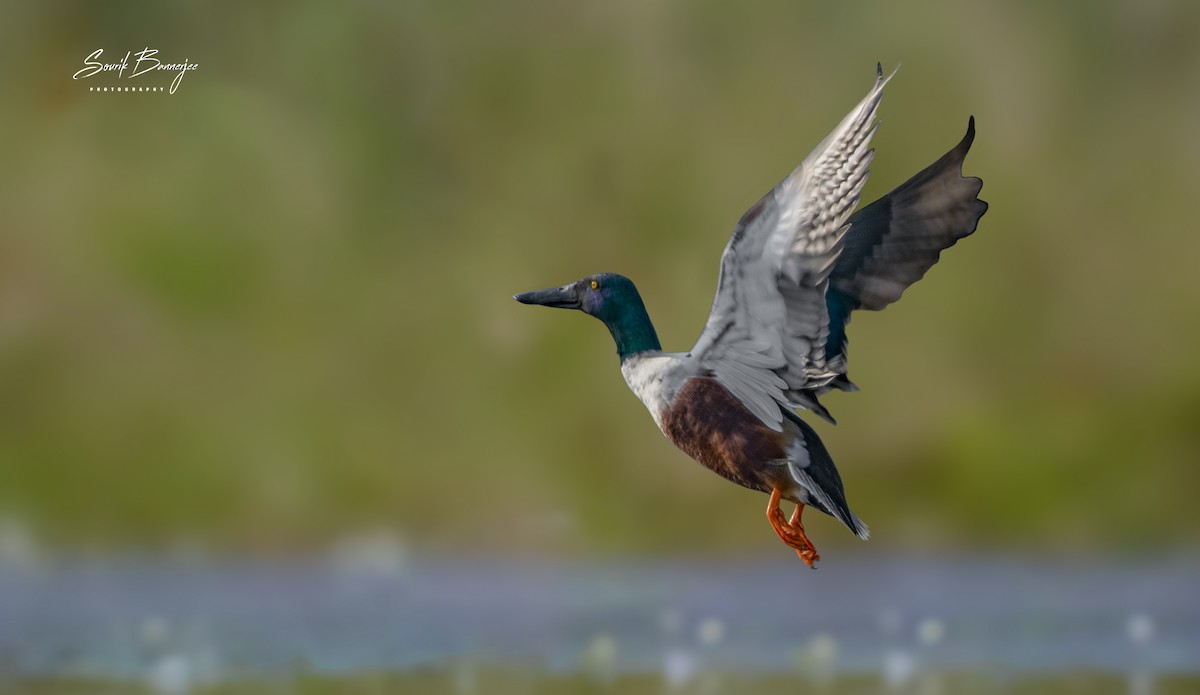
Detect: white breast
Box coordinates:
(619, 352, 691, 430)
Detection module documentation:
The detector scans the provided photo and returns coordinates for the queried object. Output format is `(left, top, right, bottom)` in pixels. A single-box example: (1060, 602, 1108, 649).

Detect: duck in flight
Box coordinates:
(514, 66, 987, 567)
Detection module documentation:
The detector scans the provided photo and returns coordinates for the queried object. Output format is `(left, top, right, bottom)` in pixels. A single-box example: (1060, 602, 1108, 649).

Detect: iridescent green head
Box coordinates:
(514, 273, 661, 359)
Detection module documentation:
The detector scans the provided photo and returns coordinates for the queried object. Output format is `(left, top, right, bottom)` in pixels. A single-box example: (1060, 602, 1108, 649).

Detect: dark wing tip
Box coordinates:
(952, 116, 977, 161)
(876, 61, 883, 78)
(959, 116, 987, 219)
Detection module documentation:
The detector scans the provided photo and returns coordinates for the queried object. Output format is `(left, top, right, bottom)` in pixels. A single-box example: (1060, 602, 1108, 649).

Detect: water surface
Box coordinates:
(2, 552, 1197, 688)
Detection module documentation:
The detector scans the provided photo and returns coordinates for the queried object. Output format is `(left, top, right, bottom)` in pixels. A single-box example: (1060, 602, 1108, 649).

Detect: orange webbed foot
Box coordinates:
(766, 488, 821, 568)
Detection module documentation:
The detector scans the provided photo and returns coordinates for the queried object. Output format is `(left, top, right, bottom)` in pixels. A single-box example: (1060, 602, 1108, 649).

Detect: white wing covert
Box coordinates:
(691, 66, 895, 432)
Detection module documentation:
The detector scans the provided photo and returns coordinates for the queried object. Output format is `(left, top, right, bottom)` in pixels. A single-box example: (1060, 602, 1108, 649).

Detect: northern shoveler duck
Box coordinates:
(514, 66, 986, 567)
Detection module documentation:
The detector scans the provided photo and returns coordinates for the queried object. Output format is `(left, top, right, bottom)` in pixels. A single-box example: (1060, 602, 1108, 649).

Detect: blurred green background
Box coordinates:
(1, 0, 1198, 557)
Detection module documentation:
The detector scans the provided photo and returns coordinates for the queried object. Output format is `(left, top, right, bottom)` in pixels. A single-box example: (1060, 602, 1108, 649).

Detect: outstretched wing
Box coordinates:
(690, 66, 894, 432)
(823, 117, 988, 379)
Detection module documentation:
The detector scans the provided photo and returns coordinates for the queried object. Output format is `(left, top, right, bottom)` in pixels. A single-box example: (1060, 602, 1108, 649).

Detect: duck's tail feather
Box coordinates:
(782, 408, 870, 540)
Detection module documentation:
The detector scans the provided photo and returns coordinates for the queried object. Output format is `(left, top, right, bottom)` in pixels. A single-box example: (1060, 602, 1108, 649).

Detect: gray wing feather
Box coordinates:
(823, 117, 988, 374)
(691, 66, 894, 431)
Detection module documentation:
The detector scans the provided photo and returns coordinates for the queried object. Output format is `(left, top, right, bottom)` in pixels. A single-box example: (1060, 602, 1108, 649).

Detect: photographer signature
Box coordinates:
(73, 48, 199, 94)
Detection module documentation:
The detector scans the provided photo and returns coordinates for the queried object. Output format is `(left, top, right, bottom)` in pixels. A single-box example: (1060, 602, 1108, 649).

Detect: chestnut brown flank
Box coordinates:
(660, 377, 789, 493)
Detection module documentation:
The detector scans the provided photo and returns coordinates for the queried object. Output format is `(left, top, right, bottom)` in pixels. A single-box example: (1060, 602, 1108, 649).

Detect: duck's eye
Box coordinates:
(590, 280, 599, 290)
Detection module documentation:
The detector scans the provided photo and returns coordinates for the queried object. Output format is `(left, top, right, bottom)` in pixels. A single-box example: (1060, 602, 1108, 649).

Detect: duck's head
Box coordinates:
(514, 273, 661, 358)
(514, 273, 635, 319)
